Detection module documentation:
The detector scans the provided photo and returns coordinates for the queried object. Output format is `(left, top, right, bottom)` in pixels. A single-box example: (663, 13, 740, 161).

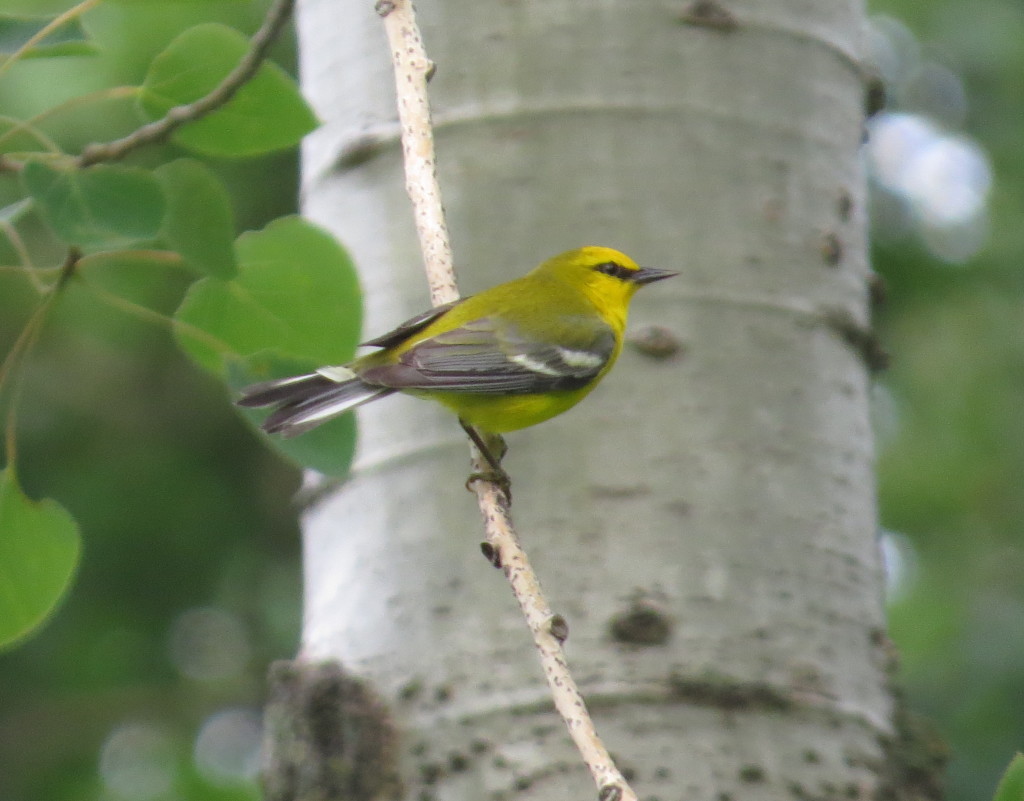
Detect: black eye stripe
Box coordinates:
(594, 261, 635, 280)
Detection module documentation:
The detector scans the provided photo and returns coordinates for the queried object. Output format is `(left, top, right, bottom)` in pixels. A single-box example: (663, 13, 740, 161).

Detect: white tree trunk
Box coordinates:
(270, 0, 897, 799)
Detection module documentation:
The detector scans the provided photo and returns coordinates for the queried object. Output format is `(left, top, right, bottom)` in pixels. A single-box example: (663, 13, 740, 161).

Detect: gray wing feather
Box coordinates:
(361, 299, 465, 348)
(359, 317, 616, 394)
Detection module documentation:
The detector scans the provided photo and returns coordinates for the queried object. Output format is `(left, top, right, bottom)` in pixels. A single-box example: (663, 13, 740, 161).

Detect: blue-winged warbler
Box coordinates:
(238, 246, 675, 462)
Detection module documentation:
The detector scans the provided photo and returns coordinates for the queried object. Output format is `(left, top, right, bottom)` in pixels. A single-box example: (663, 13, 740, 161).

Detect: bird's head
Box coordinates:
(537, 246, 677, 308)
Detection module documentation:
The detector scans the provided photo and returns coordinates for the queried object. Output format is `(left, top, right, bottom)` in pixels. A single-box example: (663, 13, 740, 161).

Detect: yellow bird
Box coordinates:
(238, 246, 674, 476)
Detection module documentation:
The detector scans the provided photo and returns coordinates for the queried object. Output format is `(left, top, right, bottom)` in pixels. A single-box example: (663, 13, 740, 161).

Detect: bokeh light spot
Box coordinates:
(868, 113, 991, 262)
(193, 708, 262, 786)
(903, 135, 991, 227)
(867, 15, 921, 86)
(168, 606, 251, 682)
(865, 14, 993, 264)
(881, 530, 918, 602)
(99, 721, 176, 799)
(901, 62, 968, 128)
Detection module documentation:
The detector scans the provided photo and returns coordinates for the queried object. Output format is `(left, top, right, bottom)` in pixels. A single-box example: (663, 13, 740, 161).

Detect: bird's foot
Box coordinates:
(465, 468, 512, 502)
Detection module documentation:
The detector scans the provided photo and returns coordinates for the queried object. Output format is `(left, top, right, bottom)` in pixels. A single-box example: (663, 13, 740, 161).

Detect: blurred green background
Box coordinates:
(0, 1, 1020, 800)
(1, 3, 303, 800)
(866, 2, 1024, 799)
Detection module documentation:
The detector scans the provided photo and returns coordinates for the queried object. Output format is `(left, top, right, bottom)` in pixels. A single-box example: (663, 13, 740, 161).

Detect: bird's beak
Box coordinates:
(632, 267, 678, 285)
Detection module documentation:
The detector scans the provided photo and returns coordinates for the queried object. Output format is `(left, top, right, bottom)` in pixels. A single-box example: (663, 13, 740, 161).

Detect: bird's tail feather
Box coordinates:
(237, 372, 394, 437)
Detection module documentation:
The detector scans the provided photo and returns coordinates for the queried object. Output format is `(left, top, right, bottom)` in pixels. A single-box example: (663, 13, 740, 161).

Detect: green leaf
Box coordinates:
(22, 161, 166, 249)
(0, 13, 97, 59)
(175, 215, 361, 372)
(993, 754, 1024, 801)
(175, 217, 361, 477)
(0, 467, 80, 649)
(155, 159, 237, 279)
(139, 23, 318, 158)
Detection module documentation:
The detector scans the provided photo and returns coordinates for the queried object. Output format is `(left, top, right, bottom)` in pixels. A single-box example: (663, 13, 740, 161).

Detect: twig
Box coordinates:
(81, 278, 233, 358)
(476, 484, 635, 801)
(375, 2, 637, 799)
(0, 112, 65, 155)
(0, 87, 137, 152)
(1, 248, 80, 467)
(375, 0, 458, 307)
(0, 219, 45, 292)
(0, 0, 102, 83)
(77, 0, 295, 167)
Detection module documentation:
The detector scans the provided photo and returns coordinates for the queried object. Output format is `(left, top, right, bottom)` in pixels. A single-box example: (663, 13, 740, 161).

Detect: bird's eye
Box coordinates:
(594, 261, 633, 280)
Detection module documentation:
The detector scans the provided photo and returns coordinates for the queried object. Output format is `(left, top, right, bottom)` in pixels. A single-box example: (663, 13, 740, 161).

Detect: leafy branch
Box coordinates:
(78, 0, 296, 166)
(0, 0, 317, 649)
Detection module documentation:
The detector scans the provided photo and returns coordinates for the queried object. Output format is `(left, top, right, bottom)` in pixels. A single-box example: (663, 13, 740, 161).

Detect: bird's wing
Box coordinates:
(358, 316, 617, 394)
(360, 299, 466, 348)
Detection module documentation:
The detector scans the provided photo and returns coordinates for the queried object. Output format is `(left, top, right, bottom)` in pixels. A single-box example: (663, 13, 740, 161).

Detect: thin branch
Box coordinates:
(0, 87, 137, 153)
(0, 0, 102, 82)
(80, 278, 235, 358)
(375, 0, 458, 307)
(1, 248, 79, 467)
(1, 296, 49, 464)
(0, 114, 64, 156)
(376, 3, 637, 799)
(77, 249, 187, 272)
(77, 0, 295, 167)
(475, 483, 635, 801)
(0, 220, 45, 292)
